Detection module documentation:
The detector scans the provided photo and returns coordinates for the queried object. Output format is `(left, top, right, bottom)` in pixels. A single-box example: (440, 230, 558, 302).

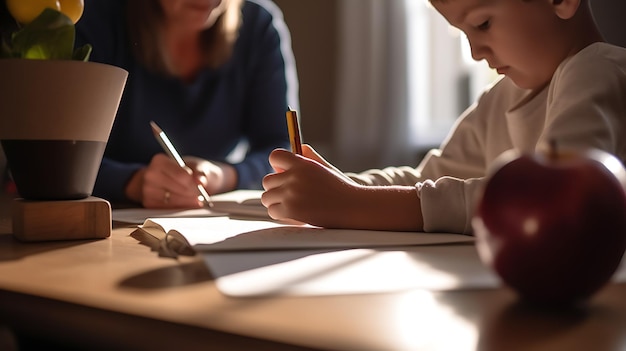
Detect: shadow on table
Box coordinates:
(0, 233, 101, 262)
(118, 260, 214, 290)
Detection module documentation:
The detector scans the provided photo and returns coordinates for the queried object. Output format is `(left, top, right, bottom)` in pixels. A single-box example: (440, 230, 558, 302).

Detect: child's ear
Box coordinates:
(552, 0, 580, 19)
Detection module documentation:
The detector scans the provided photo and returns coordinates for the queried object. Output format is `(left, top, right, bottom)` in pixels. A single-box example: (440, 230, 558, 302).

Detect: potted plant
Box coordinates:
(0, 0, 128, 200)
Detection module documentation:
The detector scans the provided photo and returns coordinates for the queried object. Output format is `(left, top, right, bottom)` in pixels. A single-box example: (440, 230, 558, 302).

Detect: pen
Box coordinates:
(150, 121, 214, 208)
(286, 107, 303, 155)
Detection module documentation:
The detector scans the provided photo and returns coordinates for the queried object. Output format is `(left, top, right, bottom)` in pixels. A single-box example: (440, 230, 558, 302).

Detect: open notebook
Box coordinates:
(113, 190, 270, 224)
(132, 216, 475, 258)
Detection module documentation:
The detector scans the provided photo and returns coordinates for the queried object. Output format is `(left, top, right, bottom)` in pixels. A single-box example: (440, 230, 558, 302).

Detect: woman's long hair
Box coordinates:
(126, 0, 243, 77)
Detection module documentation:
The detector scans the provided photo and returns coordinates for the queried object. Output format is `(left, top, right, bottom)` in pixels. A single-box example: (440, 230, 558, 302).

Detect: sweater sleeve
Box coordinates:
(93, 158, 142, 202)
(347, 79, 515, 234)
(414, 102, 490, 234)
(346, 104, 489, 234)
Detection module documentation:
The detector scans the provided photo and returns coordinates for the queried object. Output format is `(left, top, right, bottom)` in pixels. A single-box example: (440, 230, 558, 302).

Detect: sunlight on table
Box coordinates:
(391, 290, 478, 350)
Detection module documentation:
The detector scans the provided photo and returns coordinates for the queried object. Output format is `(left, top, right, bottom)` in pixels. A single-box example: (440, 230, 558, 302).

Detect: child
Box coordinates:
(261, 0, 626, 234)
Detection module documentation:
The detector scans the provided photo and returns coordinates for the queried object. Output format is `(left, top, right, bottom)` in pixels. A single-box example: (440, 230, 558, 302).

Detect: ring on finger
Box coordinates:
(164, 190, 171, 204)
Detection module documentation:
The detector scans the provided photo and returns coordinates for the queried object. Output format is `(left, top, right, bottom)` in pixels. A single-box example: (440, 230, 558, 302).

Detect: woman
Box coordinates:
(76, 0, 299, 208)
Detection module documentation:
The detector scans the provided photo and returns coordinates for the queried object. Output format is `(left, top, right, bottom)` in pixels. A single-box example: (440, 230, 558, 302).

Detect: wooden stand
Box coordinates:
(12, 197, 111, 242)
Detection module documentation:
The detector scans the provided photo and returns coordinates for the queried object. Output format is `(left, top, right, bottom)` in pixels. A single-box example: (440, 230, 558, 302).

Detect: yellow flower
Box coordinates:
(6, 0, 85, 24)
(6, 0, 61, 24)
(58, 0, 84, 24)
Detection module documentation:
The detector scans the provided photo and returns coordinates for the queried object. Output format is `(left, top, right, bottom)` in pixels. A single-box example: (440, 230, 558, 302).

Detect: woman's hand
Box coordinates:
(124, 154, 236, 208)
(125, 153, 202, 208)
(183, 156, 237, 195)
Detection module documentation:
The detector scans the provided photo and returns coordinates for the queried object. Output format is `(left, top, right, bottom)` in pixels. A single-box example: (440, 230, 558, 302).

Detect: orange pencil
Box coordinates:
(286, 107, 303, 155)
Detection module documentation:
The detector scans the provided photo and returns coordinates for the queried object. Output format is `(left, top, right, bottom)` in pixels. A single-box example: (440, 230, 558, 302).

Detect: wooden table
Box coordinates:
(1, 194, 626, 350)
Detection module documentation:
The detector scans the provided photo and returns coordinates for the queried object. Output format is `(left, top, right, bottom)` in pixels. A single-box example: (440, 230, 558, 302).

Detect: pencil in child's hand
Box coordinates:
(286, 107, 303, 155)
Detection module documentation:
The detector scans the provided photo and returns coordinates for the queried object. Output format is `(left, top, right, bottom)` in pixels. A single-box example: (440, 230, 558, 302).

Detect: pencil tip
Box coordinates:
(150, 120, 161, 134)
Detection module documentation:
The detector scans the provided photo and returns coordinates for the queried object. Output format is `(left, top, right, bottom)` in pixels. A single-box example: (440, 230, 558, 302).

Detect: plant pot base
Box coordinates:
(12, 197, 111, 242)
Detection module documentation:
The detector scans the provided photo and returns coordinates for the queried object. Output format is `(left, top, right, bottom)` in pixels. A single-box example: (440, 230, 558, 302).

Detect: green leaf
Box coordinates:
(72, 44, 92, 62)
(23, 44, 50, 59)
(8, 8, 77, 60)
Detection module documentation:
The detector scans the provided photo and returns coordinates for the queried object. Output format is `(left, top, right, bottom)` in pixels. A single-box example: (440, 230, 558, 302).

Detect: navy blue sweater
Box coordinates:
(75, 0, 298, 203)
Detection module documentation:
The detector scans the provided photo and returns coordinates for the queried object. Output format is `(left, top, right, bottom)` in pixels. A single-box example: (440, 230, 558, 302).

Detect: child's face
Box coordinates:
(432, 0, 571, 91)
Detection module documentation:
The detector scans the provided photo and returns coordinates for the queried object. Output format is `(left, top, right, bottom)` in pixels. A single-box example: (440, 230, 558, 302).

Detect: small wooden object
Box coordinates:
(12, 197, 111, 242)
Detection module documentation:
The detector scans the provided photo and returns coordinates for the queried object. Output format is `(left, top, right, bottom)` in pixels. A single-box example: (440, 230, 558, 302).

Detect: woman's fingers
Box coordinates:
(142, 154, 203, 208)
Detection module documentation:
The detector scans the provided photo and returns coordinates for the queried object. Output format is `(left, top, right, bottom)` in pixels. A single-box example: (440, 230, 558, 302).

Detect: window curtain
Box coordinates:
(333, 0, 411, 172)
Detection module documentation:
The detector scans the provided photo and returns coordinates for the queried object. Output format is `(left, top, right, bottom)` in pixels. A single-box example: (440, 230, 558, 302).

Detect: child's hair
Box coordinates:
(126, 0, 243, 77)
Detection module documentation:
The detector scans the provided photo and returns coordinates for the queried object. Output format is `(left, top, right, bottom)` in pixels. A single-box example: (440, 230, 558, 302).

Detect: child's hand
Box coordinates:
(299, 144, 358, 184)
(262, 147, 359, 227)
(263, 145, 423, 231)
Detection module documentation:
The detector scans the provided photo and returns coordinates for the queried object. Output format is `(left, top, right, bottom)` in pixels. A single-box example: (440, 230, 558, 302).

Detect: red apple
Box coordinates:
(472, 146, 626, 305)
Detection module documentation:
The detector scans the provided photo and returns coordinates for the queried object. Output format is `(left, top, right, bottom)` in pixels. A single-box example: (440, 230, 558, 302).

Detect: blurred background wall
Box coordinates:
(591, 0, 626, 48)
(272, 0, 340, 162)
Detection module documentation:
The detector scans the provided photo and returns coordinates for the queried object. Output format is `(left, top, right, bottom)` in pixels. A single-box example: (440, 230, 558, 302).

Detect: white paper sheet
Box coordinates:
(203, 244, 501, 297)
(113, 190, 268, 224)
(113, 208, 222, 224)
(203, 245, 626, 297)
(138, 216, 475, 251)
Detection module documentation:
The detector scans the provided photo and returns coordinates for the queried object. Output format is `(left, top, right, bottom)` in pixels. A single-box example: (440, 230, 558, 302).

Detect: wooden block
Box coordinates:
(12, 197, 111, 242)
